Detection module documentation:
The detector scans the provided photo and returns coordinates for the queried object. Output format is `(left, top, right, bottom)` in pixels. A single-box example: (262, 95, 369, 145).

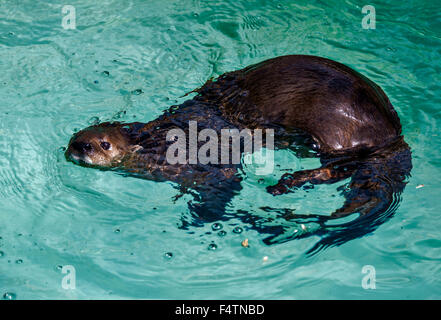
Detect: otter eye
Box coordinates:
(100, 142, 111, 150)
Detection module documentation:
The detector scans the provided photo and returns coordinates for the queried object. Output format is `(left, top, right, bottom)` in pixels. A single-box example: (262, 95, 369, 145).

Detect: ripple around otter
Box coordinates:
(0, 0, 440, 299)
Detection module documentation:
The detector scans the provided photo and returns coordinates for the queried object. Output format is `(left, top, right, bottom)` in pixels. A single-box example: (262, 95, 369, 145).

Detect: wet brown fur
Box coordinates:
(65, 55, 412, 254)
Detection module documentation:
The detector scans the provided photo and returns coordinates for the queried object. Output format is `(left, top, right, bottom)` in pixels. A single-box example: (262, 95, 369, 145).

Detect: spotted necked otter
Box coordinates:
(65, 55, 412, 254)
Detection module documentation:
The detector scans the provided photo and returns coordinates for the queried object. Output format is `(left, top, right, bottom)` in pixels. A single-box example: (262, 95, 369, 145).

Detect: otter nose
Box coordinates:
(71, 141, 92, 153)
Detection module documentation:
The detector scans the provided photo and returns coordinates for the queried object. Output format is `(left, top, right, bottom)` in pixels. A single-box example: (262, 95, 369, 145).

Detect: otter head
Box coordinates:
(65, 122, 140, 168)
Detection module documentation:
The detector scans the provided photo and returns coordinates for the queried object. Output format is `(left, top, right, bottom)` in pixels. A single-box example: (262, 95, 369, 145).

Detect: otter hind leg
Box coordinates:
(305, 174, 405, 255)
(264, 145, 412, 255)
(261, 166, 400, 251)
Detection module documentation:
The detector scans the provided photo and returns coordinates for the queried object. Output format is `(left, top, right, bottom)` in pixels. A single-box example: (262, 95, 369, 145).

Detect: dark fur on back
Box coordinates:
(195, 55, 402, 155)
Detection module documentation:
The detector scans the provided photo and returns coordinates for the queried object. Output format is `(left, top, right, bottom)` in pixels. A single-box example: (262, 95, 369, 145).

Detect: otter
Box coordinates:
(66, 55, 412, 254)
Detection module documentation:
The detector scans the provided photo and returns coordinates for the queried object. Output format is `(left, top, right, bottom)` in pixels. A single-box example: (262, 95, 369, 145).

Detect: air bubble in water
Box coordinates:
(211, 223, 223, 231)
(131, 89, 143, 95)
(232, 226, 243, 234)
(3, 292, 16, 300)
(218, 230, 227, 237)
(88, 116, 100, 125)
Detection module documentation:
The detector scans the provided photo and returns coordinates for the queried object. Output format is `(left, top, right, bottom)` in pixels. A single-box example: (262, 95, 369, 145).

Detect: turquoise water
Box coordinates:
(1, 0, 440, 299)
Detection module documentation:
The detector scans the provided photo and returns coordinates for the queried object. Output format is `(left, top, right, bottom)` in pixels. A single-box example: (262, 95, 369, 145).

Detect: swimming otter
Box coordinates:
(66, 55, 412, 254)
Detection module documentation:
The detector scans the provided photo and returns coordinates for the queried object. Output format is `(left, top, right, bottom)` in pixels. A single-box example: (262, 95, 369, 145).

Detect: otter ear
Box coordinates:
(129, 145, 143, 153)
